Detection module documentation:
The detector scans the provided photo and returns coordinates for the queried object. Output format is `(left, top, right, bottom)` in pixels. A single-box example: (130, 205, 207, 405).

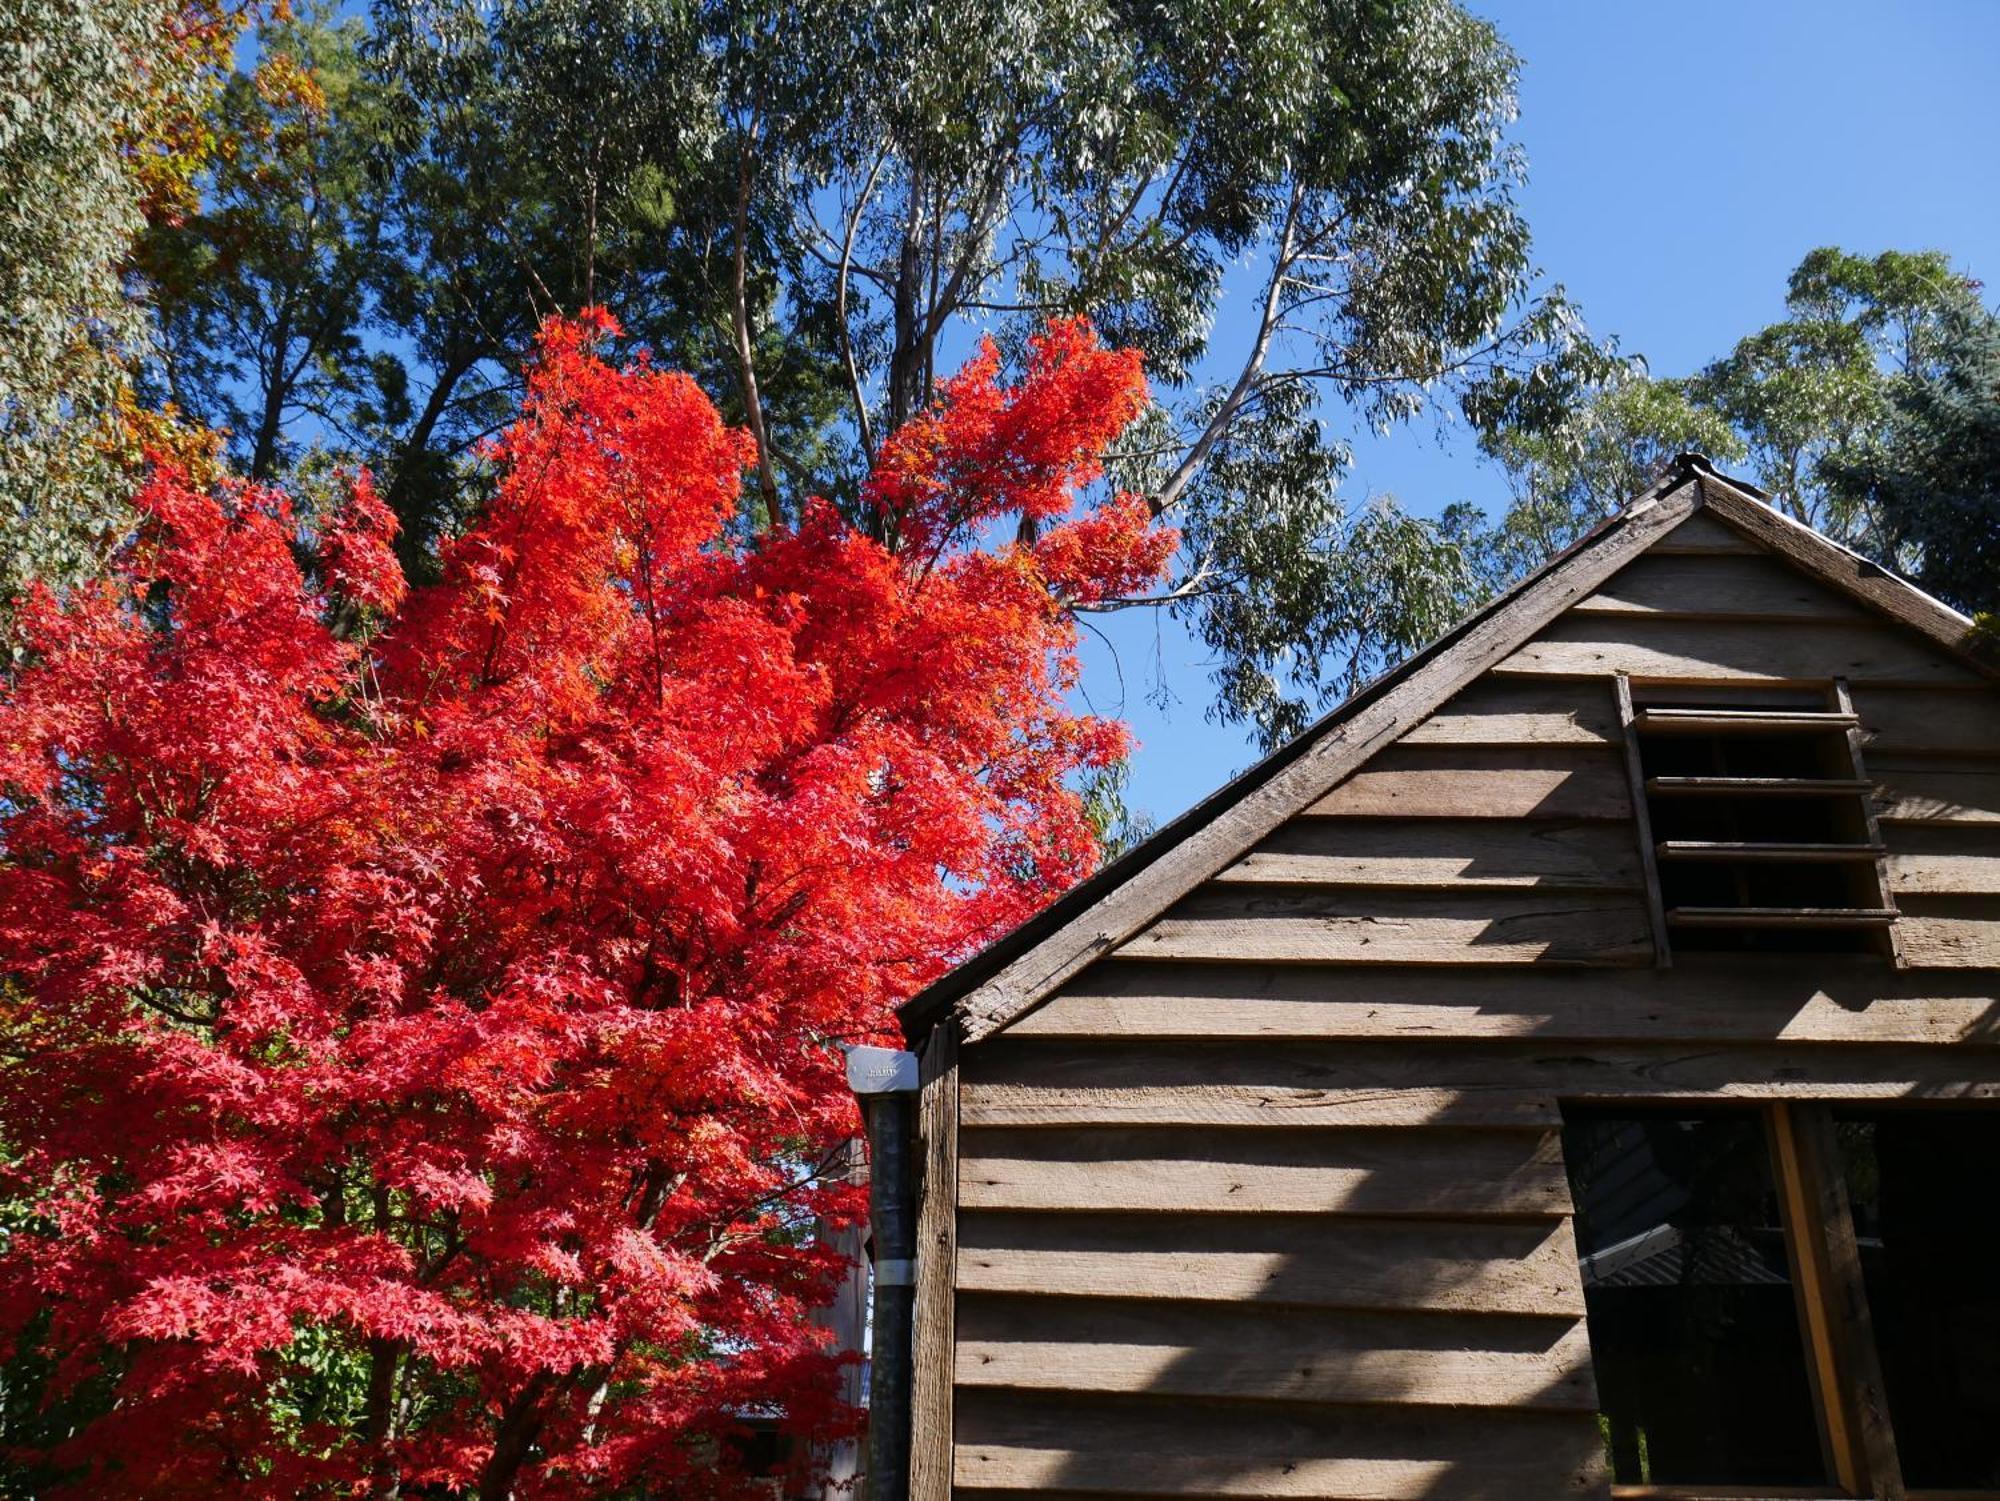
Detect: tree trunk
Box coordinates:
(477, 1373, 554, 1501)
(731, 127, 782, 526)
(886, 155, 929, 438)
(362, 1337, 404, 1499)
(382, 350, 478, 577)
(249, 301, 296, 481)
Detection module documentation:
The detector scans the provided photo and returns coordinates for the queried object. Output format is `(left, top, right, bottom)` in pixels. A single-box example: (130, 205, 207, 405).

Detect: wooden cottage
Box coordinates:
(883, 457, 2000, 1501)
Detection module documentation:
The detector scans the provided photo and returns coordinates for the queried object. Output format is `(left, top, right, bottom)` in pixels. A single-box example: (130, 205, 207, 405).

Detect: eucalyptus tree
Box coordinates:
(152, 0, 1609, 731)
(145, 0, 743, 571)
(1481, 247, 1994, 603)
(1828, 302, 2000, 620)
(144, 7, 389, 485)
(1692, 247, 1983, 543)
(746, 0, 1614, 739)
(359, 0, 744, 569)
(1478, 373, 1744, 587)
(0, 0, 228, 608)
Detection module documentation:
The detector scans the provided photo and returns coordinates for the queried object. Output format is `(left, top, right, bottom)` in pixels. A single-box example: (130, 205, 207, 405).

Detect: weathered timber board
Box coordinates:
(959, 1037, 2000, 1128)
(1127, 886, 1654, 965)
(1397, 678, 1619, 746)
(1888, 851, 2000, 894)
(1307, 745, 1630, 819)
(1493, 616, 1980, 685)
(955, 1295, 1596, 1411)
(1009, 960, 2000, 1044)
(962, 1084, 1560, 1129)
(1872, 756, 2000, 824)
(910, 1026, 958, 1501)
(1218, 818, 1642, 891)
(1884, 825, 2000, 894)
(1573, 552, 1873, 622)
(958, 1125, 1570, 1216)
(1851, 684, 2000, 755)
(1648, 511, 1765, 554)
(1895, 897, 2000, 966)
(953, 1391, 1605, 1498)
(955, 1211, 1588, 1315)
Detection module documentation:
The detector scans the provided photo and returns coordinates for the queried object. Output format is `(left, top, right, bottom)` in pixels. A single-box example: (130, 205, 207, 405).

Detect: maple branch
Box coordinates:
(132, 989, 220, 1027)
(478, 1371, 555, 1501)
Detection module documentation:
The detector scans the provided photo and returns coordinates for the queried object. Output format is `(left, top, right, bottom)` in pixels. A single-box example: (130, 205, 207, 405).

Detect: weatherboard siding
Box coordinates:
(930, 511, 2000, 1498)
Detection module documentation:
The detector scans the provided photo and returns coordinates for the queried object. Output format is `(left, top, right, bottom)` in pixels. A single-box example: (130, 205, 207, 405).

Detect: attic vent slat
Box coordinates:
(1646, 776, 1874, 796)
(1623, 679, 1899, 956)
(1635, 707, 1861, 734)
(1656, 840, 1886, 862)
(1666, 907, 1901, 929)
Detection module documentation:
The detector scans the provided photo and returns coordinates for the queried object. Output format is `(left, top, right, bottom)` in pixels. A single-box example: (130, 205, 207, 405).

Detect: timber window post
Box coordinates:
(1768, 1102, 1904, 1500)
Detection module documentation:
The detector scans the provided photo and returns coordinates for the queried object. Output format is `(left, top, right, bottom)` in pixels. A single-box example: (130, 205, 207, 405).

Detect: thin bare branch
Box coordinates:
(837, 148, 888, 459)
(1151, 179, 1306, 517)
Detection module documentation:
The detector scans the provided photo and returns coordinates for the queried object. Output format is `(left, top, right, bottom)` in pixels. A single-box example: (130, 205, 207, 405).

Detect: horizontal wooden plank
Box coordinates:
(1128, 887, 1654, 966)
(1576, 553, 1870, 622)
(954, 1390, 1604, 1497)
(1648, 775, 1872, 796)
(1309, 746, 1630, 820)
(1608, 1491, 1844, 1500)
(1852, 684, 2000, 755)
(964, 1083, 1559, 1129)
(1873, 757, 2000, 824)
(1657, 840, 1883, 861)
(1638, 708, 1858, 734)
(956, 1296, 1595, 1411)
(1890, 853, 2000, 895)
(1495, 616, 1980, 685)
(956, 1212, 1588, 1316)
(1398, 679, 1619, 746)
(1884, 826, 2000, 894)
(959, 1126, 1569, 1216)
(1218, 818, 1641, 891)
(961, 1037, 2000, 1128)
(1897, 896, 2000, 967)
(1648, 511, 1765, 554)
(1635, 683, 1834, 710)
(1011, 961, 2000, 1046)
(1666, 907, 1898, 928)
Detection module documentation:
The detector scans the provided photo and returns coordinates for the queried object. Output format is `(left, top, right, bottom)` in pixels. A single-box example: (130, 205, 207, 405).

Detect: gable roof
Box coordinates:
(898, 455, 1997, 1047)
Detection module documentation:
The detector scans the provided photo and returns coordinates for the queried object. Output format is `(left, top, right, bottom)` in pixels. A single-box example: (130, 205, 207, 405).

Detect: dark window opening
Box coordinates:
(1564, 1104, 2000, 1496)
(1627, 684, 1895, 955)
(1561, 1108, 1829, 1487)
(1835, 1110, 2000, 1489)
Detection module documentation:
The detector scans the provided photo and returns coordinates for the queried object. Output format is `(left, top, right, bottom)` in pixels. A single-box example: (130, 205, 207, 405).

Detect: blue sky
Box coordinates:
(1081, 0, 2000, 826)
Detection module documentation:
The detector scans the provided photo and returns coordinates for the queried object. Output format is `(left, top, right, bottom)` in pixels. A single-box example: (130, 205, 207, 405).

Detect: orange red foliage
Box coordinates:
(0, 315, 1168, 1496)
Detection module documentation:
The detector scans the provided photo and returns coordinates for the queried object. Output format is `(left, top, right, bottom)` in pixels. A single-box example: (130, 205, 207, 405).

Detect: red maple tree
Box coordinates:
(0, 313, 1167, 1497)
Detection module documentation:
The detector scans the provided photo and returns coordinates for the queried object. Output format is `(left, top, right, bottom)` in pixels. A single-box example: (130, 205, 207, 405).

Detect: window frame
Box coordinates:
(1567, 1098, 2000, 1501)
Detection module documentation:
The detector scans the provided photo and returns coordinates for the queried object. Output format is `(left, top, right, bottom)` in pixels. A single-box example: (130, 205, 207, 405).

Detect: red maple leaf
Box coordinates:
(0, 313, 1165, 1497)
